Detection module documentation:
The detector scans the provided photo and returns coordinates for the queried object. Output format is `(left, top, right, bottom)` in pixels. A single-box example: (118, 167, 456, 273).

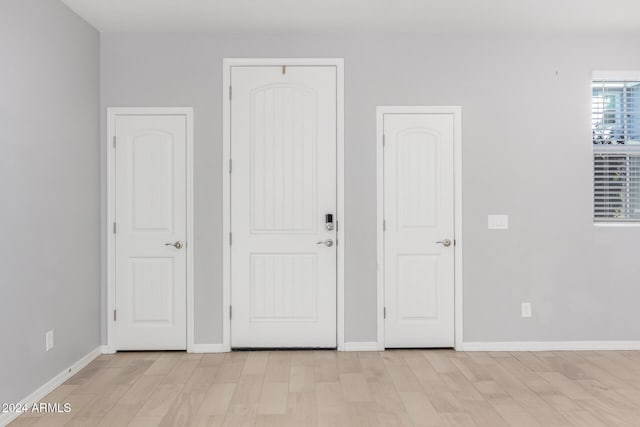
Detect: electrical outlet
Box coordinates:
(46, 330, 54, 352)
(521, 303, 532, 318)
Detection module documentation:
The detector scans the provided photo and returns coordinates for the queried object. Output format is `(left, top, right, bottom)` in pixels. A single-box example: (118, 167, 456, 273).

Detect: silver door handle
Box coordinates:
(165, 241, 183, 249)
(317, 239, 334, 247)
(436, 239, 452, 247)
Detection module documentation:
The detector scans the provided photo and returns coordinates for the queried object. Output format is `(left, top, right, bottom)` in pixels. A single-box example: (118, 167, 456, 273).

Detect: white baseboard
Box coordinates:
(462, 341, 640, 351)
(100, 345, 115, 354)
(343, 341, 383, 351)
(0, 346, 102, 427)
(191, 343, 229, 353)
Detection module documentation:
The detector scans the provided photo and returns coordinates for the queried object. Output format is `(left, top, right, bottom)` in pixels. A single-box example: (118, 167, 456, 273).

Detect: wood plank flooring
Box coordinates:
(10, 349, 640, 426)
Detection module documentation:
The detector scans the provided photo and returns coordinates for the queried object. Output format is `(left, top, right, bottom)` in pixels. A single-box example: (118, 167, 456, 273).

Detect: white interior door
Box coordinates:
(383, 113, 455, 348)
(230, 66, 337, 348)
(114, 114, 187, 350)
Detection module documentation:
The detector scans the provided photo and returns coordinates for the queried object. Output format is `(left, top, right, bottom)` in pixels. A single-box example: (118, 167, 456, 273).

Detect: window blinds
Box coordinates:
(593, 81, 640, 222)
(594, 145, 640, 221)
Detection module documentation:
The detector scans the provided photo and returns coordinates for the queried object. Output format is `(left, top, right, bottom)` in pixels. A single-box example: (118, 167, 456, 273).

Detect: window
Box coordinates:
(592, 73, 640, 222)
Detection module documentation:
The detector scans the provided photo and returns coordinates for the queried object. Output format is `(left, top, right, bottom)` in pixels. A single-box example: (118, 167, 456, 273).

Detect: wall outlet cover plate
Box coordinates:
(46, 330, 54, 351)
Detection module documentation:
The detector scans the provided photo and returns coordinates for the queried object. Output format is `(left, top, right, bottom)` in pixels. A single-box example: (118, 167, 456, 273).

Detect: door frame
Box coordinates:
(376, 106, 463, 350)
(105, 107, 195, 353)
(222, 58, 345, 351)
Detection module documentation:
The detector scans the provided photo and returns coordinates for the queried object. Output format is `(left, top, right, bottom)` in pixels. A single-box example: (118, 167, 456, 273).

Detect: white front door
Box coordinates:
(114, 114, 187, 350)
(383, 113, 455, 348)
(230, 66, 337, 348)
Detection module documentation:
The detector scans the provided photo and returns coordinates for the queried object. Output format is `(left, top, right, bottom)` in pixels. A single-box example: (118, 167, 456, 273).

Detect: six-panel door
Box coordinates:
(115, 115, 187, 350)
(230, 66, 337, 347)
(383, 113, 455, 348)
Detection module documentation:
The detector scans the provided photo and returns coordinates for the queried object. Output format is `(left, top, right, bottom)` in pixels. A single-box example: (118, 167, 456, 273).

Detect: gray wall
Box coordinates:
(101, 32, 640, 345)
(0, 0, 100, 404)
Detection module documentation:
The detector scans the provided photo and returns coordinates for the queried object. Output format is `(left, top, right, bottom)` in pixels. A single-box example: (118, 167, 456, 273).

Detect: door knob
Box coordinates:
(436, 239, 452, 247)
(317, 239, 334, 247)
(165, 241, 183, 249)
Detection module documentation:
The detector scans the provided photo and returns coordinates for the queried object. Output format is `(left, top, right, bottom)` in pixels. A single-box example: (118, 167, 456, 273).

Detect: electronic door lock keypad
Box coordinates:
(325, 214, 334, 231)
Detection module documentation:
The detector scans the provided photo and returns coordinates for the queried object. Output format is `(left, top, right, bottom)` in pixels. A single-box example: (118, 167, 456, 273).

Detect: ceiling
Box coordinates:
(61, 0, 640, 34)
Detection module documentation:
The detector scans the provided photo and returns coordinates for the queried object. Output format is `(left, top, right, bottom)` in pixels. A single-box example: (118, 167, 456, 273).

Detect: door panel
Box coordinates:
(250, 84, 317, 233)
(131, 132, 174, 231)
(397, 130, 438, 228)
(115, 115, 187, 350)
(250, 254, 317, 321)
(231, 66, 337, 348)
(396, 254, 438, 320)
(130, 257, 174, 322)
(384, 113, 455, 348)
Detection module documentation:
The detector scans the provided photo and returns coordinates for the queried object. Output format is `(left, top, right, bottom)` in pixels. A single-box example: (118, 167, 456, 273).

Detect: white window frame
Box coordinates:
(592, 71, 640, 225)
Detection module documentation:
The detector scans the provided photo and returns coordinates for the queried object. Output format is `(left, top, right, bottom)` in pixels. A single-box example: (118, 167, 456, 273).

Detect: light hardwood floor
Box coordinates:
(10, 349, 640, 426)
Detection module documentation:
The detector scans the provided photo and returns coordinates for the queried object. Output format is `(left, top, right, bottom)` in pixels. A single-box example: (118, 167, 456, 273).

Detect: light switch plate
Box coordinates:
(521, 302, 532, 318)
(488, 214, 509, 230)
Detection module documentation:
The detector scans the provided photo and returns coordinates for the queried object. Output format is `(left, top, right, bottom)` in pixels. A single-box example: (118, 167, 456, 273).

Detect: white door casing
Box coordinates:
(230, 65, 337, 348)
(380, 110, 458, 348)
(107, 108, 193, 352)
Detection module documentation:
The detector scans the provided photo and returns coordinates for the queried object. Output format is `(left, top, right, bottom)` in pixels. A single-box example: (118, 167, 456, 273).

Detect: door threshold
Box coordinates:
(232, 347, 337, 351)
(384, 347, 454, 350)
